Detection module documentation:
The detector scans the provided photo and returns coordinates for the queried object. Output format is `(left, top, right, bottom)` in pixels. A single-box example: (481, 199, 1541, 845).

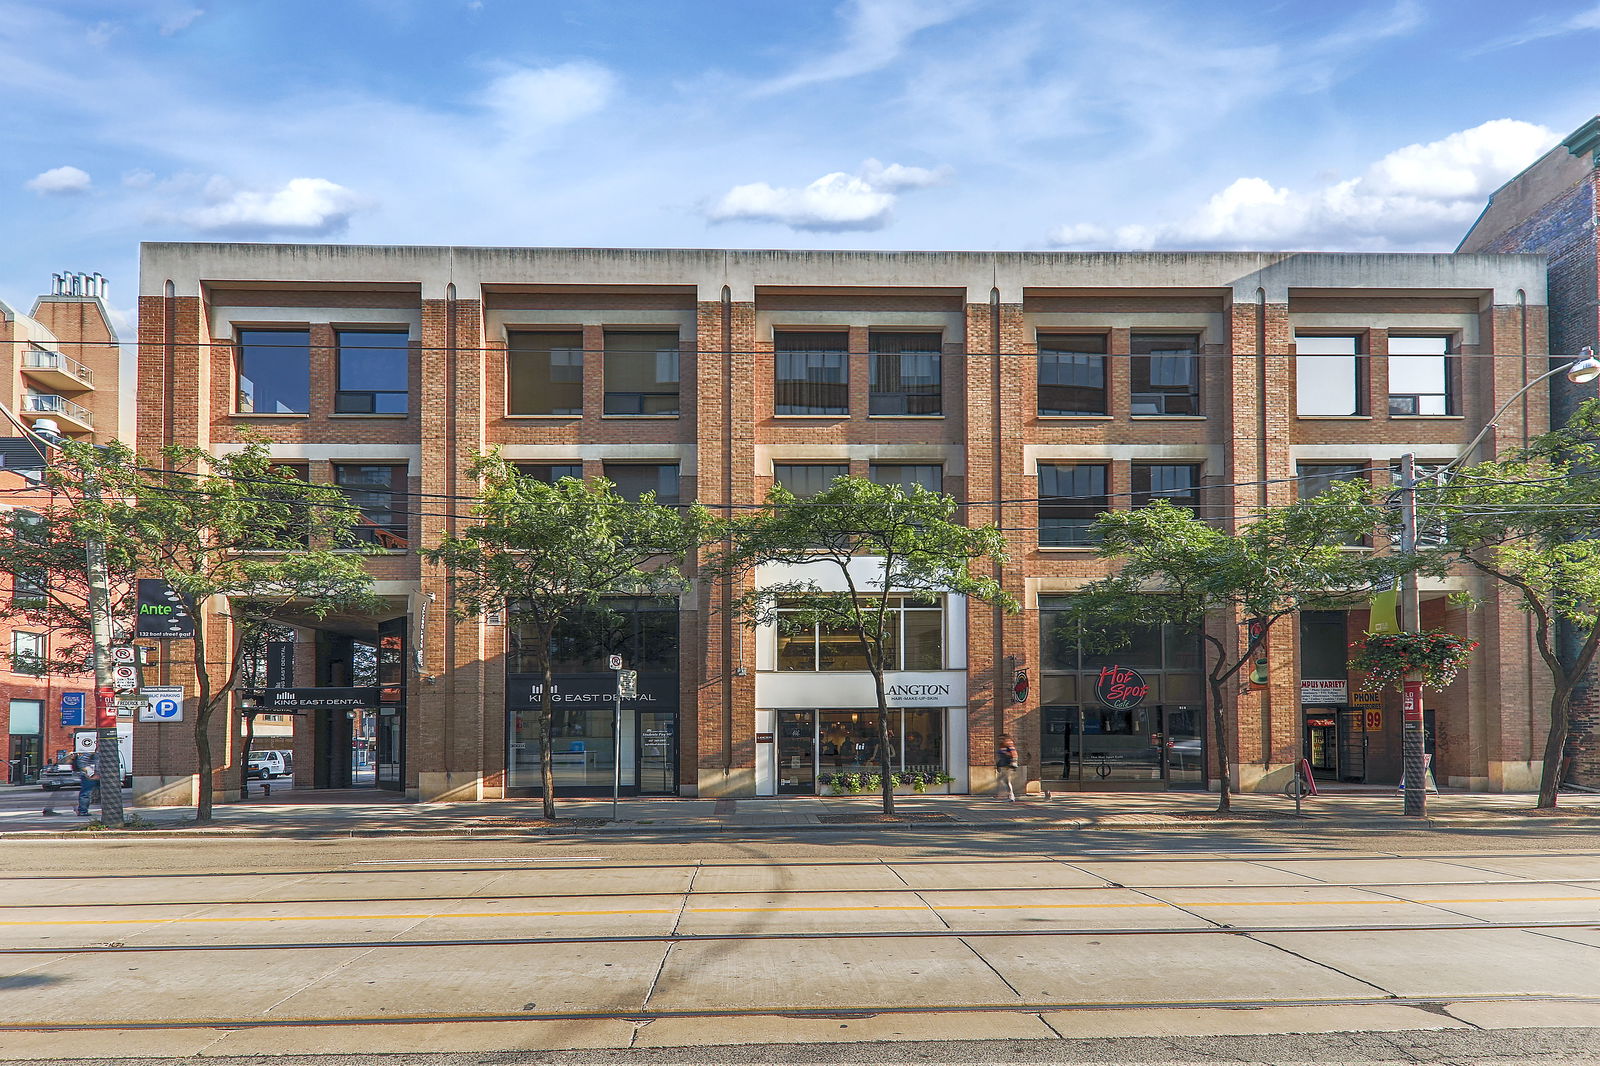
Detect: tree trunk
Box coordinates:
(238, 711, 257, 798)
(1209, 676, 1232, 812)
(1538, 680, 1575, 809)
(192, 623, 214, 823)
(539, 635, 556, 820)
(872, 667, 894, 815)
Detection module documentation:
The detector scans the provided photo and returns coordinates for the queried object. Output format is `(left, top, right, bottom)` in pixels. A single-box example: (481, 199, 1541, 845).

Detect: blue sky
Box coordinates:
(3, 0, 1599, 334)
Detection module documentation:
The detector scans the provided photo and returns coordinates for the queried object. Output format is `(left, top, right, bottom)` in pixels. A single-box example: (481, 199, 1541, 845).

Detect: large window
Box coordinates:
(869, 464, 943, 494)
(1388, 336, 1452, 415)
(1038, 334, 1107, 415)
(1296, 334, 1362, 416)
(1039, 463, 1108, 547)
(515, 463, 584, 484)
(9, 631, 44, 675)
(335, 330, 409, 413)
(603, 330, 680, 416)
(602, 463, 679, 505)
(1130, 334, 1200, 416)
(508, 331, 583, 415)
(1132, 463, 1201, 510)
(245, 463, 311, 548)
(333, 464, 408, 549)
(512, 597, 681, 675)
(869, 332, 941, 416)
(236, 329, 310, 415)
(1298, 462, 1369, 545)
(774, 463, 848, 497)
(775, 332, 849, 415)
(775, 596, 943, 671)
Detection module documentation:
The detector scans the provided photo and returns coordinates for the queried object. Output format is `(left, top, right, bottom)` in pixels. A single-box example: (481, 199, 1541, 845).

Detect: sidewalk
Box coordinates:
(2, 784, 1596, 837)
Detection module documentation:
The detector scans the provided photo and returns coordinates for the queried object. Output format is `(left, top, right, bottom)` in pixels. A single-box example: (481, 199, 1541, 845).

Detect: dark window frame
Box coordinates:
(514, 463, 585, 485)
(507, 330, 585, 416)
(775, 331, 850, 416)
(868, 331, 943, 416)
(774, 463, 850, 497)
(601, 463, 681, 506)
(1294, 333, 1366, 417)
(602, 329, 682, 417)
(1386, 335, 1455, 416)
(868, 463, 944, 494)
(1039, 462, 1109, 548)
(1129, 333, 1201, 416)
(333, 463, 409, 550)
(1131, 463, 1202, 511)
(334, 330, 411, 414)
(1037, 333, 1108, 416)
(235, 328, 311, 415)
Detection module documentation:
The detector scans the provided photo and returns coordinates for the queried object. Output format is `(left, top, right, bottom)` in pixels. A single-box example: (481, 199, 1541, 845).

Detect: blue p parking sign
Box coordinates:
(139, 686, 185, 722)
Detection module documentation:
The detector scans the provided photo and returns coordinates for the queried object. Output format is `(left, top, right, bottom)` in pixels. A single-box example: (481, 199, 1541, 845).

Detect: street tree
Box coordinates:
(1418, 399, 1600, 808)
(1057, 486, 1400, 810)
(0, 439, 379, 822)
(711, 476, 1017, 815)
(424, 456, 703, 819)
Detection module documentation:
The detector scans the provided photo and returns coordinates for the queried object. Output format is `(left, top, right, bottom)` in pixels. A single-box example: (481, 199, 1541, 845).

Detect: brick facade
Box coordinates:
(133, 245, 1553, 804)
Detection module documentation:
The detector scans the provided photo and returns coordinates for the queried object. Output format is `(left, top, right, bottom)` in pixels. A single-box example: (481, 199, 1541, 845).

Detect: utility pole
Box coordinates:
(1397, 453, 1426, 818)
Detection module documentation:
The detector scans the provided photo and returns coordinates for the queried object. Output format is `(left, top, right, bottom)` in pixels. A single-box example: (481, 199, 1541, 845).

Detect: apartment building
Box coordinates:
(1459, 114, 1600, 788)
(0, 272, 120, 783)
(133, 243, 1552, 806)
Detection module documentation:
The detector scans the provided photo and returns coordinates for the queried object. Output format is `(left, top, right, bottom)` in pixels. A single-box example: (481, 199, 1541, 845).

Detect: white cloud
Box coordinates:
(1048, 119, 1561, 252)
(1479, 3, 1600, 52)
(481, 61, 616, 143)
(705, 159, 949, 231)
(158, 8, 204, 36)
(756, 0, 974, 95)
(25, 165, 92, 195)
(176, 177, 365, 236)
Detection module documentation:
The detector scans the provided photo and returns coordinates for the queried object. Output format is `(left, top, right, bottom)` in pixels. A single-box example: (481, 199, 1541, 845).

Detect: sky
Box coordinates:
(3, 0, 1600, 339)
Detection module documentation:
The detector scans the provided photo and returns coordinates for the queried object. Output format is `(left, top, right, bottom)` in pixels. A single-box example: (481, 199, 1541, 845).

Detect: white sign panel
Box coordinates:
(756, 670, 967, 710)
(1301, 679, 1348, 705)
(139, 685, 185, 722)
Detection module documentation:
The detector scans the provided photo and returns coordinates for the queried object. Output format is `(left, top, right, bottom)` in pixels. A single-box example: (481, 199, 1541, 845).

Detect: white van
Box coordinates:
(247, 750, 292, 779)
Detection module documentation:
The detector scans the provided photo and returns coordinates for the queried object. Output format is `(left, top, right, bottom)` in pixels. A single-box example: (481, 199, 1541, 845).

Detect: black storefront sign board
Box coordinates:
(507, 672, 677, 712)
(135, 578, 195, 639)
(263, 687, 379, 711)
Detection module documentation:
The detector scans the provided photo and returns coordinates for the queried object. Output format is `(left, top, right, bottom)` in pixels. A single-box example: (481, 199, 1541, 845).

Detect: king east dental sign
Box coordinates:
(756, 671, 967, 709)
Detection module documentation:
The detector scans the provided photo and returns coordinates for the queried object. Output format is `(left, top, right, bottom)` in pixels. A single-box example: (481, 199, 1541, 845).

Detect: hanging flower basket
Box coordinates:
(1348, 630, 1477, 693)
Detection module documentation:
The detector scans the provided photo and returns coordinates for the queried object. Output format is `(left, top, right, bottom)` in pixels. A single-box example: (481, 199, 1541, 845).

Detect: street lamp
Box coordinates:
(1395, 348, 1600, 816)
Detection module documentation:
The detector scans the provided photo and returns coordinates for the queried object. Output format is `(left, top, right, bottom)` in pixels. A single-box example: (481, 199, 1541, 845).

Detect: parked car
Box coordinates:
(247, 750, 292, 779)
(39, 762, 77, 791)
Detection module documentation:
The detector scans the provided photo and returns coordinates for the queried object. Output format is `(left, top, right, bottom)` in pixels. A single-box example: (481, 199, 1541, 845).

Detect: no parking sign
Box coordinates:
(138, 686, 185, 722)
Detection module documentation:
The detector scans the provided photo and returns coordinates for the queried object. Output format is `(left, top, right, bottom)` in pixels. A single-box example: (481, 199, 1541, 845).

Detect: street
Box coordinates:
(3, 818, 1600, 1063)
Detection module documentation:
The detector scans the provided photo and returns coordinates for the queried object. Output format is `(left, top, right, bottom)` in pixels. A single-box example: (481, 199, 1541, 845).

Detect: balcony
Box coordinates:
(21, 347, 95, 391)
(23, 392, 93, 433)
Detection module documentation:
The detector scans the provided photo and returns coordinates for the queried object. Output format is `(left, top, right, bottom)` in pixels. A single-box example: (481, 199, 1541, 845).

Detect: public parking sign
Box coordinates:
(139, 686, 185, 722)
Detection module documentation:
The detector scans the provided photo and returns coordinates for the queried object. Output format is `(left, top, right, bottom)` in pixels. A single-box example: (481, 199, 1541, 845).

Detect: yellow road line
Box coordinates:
(0, 896, 1592, 927)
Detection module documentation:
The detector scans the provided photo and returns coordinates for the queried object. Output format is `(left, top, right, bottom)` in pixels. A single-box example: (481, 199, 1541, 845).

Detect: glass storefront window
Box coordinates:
(804, 708, 946, 781)
(511, 597, 679, 674)
(509, 703, 635, 790)
(775, 596, 943, 671)
(902, 709, 943, 773)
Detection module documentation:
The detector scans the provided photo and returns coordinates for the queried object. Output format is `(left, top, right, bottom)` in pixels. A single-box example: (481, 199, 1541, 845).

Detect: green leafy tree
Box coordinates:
(1059, 487, 1401, 810)
(424, 456, 703, 819)
(0, 440, 379, 822)
(711, 476, 1017, 814)
(1418, 399, 1600, 808)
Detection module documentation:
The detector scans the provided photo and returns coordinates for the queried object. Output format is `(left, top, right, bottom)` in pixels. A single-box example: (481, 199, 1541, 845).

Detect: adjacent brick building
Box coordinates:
(133, 243, 1554, 805)
(0, 273, 121, 783)
(1459, 115, 1600, 787)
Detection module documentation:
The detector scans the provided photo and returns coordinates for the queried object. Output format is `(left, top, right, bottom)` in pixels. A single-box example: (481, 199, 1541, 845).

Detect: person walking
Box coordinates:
(995, 735, 1020, 802)
(71, 748, 99, 817)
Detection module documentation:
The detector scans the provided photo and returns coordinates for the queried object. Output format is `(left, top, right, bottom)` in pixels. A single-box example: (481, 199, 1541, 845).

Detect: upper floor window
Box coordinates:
(1039, 463, 1108, 547)
(603, 330, 680, 416)
(1132, 463, 1201, 510)
(333, 464, 409, 550)
(602, 463, 680, 506)
(775, 332, 848, 415)
(335, 331, 410, 414)
(869, 464, 943, 494)
(774, 463, 848, 497)
(1298, 462, 1369, 545)
(236, 329, 310, 415)
(1130, 333, 1199, 416)
(775, 595, 943, 671)
(1038, 334, 1107, 415)
(869, 332, 941, 416)
(1296, 334, 1362, 416)
(1388, 336, 1452, 415)
(246, 463, 311, 549)
(10, 631, 44, 675)
(515, 463, 584, 485)
(519, 596, 680, 675)
(508, 331, 583, 416)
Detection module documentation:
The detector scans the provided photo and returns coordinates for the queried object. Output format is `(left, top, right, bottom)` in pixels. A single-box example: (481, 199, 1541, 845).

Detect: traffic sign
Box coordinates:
(618, 669, 638, 698)
(111, 646, 137, 663)
(139, 685, 184, 723)
(607, 654, 623, 671)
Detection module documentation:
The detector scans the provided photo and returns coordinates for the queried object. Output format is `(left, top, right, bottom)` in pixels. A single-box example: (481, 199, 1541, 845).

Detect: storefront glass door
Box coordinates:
(776, 710, 815, 794)
(1043, 705, 1204, 789)
(638, 711, 677, 794)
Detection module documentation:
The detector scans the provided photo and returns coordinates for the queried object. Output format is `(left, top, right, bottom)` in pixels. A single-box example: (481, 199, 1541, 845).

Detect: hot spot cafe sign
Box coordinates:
(1095, 665, 1150, 710)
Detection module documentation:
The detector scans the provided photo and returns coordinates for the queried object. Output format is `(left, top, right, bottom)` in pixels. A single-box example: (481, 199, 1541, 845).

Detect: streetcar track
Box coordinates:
(4, 991, 1599, 1033)
(3, 917, 1597, 955)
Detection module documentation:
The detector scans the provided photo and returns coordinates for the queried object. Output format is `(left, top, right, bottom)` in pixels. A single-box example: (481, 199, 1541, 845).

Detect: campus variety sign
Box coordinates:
(1300, 679, 1348, 705)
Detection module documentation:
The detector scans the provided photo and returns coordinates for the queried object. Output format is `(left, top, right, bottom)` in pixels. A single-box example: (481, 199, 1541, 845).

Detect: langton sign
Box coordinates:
(1094, 665, 1150, 709)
